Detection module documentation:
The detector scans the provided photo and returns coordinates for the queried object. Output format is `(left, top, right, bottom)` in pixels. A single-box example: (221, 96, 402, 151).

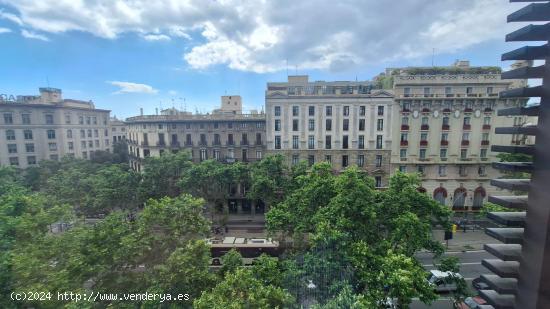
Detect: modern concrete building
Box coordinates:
(387, 60, 530, 211)
(125, 95, 266, 172)
(265, 75, 394, 187)
(0, 87, 111, 168)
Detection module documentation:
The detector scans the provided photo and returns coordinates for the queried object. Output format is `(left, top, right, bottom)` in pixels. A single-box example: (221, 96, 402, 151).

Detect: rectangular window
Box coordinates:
(325, 155, 332, 164)
(27, 156, 36, 165)
(45, 114, 54, 124)
(256, 150, 262, 160)
(376, 155, 383, 167)
(343, 119, 349, 131)
(400, 149, 407, 158)
(342, 155, 349, 168)
(326, 106, 332, 116)
(48, 142, 57, 151)
(404, 87, 411, 96)
(441, 133, 448, 141)
(419, 149, 426, 159)
(375, 176, 382, 188)
(78, 116, 84, 124)
(67, 130, 72, 138)
(241, 133, 248, 145)
(274, 106, 281, 116)
(445, 87, 452, 96)
(200, 149, 207, 161)
(439, 165, 446, 176)
(466, 87, 473, 94)
(464, 117, 471, 125)
(6, 130, 15, 140)
(440, 148, 447, 158)
(421, 133, 428, 141)
(402, 117, 409, 125)
(377, 106, 384, 116)
(359, 119, 365, 131)
(358, 155, 365, 167)
(292, 119, 299, 131)
(343, 106, 350, 116)
(308, 135, 315, 149)
(292, 136, 299, 149)
(308, 106, 315, 116)
(377, 119, 383, 131)
(274, 119, 281, 131)
(462, 133, 470, 141)
(22, 114, 31, 124)
(7, 144, 17, 154)
(81, 141, 86, 149)
(292, 106, 299, 116)
(94, 129, 99, 138)
(308, 119, 315, 131)
(47, 129, 56, 139)
(255, 133, 262, 145)
(25, 143, 35, 153)
(292, 154, 299, 166)
(484, 116, 491, 125)
(359, 106, 366, 116)
(376, 135, 383, 149)
(399, 165, 407, 172)
(343, 135, 349, 149)
(9, 157, 19, 166)
(401, 133, 408, 141)
(4, 113, 13, 124)
(92, 117, 97, 125)
(87, 129, 92, 138)
(275, 136, 281, 149)
(421, 117, 429, 125)
(88, 140, 93, 148)
(424, 87, 430, 96)
(227, 134, 233, 145)
(307, 155, 315, 166)
(68, 142, 73, 150)
(480, 148, 488, 158)
(325, 135, 331, 149)
(478, 166, 486, 176)
(326, 119, 332, 131)
(461, 149, 468, 159)
(358, 135, 365, 149)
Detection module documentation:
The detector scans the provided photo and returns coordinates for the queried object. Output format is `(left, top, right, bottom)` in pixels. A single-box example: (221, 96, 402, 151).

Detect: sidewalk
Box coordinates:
(433, 229, 496, 252)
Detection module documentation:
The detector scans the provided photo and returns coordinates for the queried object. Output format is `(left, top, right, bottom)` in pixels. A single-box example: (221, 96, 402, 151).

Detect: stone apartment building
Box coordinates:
(125, 95, 266, 172)
(265, 75, 394, 187)
(110, 117, 127, 143)
(0, 87, 111, 168)
(387, 60, 531, 211)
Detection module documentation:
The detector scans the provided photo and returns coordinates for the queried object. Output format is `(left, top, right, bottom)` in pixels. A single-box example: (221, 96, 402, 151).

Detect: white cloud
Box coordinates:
(0, 9, 23, 25)
(0, 27, 12, 34)
(1, 0, 523, 73)
(168, 90, 178, 96)
(108, 81, 158, 94)
(21, 29, 49, 41)
(142, 33, 171, 41)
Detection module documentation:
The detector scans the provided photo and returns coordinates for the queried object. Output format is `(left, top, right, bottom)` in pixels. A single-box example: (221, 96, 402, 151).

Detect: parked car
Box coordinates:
(427, 270, 463, 293)
(459, 296, 487, 309)
(472, 277, 490, 290)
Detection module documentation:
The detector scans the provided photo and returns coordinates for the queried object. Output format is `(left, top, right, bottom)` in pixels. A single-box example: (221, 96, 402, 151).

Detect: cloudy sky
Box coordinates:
(0, 0, 526, 118)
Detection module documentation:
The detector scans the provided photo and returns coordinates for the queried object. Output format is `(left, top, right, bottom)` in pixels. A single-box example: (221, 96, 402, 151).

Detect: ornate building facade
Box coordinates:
(0, 87, 111, 168)
(388, 60, 531, 211)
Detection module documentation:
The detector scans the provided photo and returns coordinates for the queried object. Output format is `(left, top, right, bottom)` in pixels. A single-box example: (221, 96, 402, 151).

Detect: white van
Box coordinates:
(427, 270, 463, 293)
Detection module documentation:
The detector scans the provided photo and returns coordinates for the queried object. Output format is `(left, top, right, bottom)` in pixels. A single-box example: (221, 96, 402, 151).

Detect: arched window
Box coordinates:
(473, 187, 486, 209)
(453, 188, 467, 210)
(433, 187, 447, 205)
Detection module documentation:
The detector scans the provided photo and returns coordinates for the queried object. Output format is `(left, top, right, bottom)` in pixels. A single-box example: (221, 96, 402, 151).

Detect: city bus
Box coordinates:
(206, 237, 282, 266)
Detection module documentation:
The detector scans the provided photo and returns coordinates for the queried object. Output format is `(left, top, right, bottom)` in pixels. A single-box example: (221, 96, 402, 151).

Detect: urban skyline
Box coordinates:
(0, 0, 530, 119)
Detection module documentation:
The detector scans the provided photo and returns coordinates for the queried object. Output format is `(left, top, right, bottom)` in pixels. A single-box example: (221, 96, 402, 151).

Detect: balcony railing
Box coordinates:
(481, 140, 490, 146)
(185, 141, 193, 146)
(226, 141, 235, 146)
(255, 140, 263, 146)
(482, 124, 491, 130)
(401, 108, 411, 113)
(442, 108, 451, 113)
(170, 141, 180, 147)
(442, 124, 450, 130)
(240, 140, 249, 146)
(484, 108, 493, 113)
(421, 124, 429, 130)
(464, 108, 473, 113)
(213, 141, 221, 146)
(420, 140, 428, 147)
(400, 140, 408, 146)
(440, 140, 449, 146)
(461, 140, 470, 146)
(463, 124, 471, 130)
(401, 124, 409, 131)
(199, 141, 207, 146)
(422, 108, 431, 113)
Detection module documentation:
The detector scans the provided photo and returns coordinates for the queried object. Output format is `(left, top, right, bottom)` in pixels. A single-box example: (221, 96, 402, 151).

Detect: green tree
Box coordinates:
(219, 248, 243, 277)
(139, 151, 192, 199)
(437, 257, 469, 308)
(194, 268, 294, 309)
